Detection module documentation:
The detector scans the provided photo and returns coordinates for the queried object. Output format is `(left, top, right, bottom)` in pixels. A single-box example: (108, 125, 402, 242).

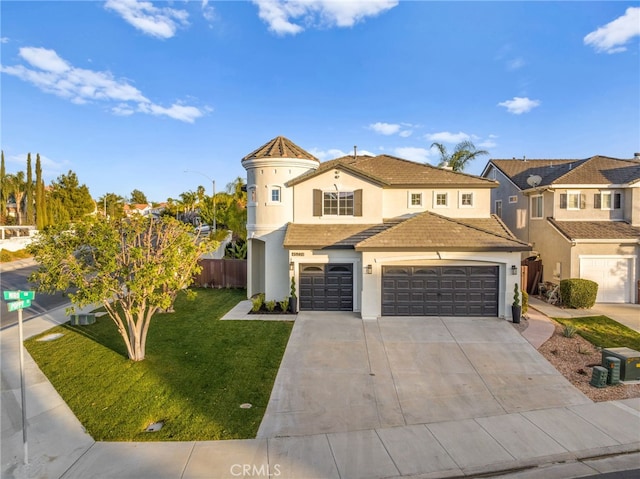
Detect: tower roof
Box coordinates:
(242, 136, 319, 163)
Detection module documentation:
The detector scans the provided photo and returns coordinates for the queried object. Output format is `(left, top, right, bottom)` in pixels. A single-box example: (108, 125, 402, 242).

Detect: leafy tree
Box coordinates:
(130, 189, 148, 205)
(28, 215, 215, 361)
(26, 153, 34, 224)
(430, 140, 489, 172)
(48, 170, 94, 223)
(98, 192, 126, 219)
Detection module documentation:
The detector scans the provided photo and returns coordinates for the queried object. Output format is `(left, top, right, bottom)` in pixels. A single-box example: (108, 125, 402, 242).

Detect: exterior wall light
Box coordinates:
(511, 265, 518, 275)
(289, 262, 294, 271)
(365, 264, 373, 274)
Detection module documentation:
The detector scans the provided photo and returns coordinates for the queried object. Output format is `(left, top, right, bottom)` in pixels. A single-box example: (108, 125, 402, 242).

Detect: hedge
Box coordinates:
(559, 278, 598, 309)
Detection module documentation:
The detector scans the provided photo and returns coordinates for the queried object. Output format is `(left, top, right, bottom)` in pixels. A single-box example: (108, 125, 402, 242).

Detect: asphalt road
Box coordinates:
(0, 263, 71, 329)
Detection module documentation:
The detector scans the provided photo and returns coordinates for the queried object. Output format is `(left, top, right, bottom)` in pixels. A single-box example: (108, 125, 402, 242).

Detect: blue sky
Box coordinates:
(2, 1, 639, 202)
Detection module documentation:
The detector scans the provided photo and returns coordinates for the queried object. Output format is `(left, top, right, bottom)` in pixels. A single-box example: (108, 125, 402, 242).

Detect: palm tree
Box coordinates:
(430, 140, 489, 172)
(7, 171, 26, 225)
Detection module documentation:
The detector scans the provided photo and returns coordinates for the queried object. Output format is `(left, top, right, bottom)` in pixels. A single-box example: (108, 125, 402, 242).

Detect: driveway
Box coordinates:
(257, 313, 591, 438)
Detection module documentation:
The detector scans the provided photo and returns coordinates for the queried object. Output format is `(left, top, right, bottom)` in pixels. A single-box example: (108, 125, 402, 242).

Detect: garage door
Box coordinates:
(382, 265, 499, 316)
(580, 257, 632, 303)
(299, 264, 353, 311)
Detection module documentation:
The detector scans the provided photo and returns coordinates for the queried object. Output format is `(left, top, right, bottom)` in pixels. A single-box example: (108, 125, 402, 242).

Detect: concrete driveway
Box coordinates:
(257, 313, 591, 438)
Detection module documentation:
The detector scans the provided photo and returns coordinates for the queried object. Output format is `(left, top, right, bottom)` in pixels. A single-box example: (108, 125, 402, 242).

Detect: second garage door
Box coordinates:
(382, 265, 499, 316)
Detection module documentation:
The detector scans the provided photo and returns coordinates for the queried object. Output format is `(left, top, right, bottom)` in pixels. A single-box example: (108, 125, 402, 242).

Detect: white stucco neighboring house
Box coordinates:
(482, 155, 640, 304)
(244, 136, 531, 320)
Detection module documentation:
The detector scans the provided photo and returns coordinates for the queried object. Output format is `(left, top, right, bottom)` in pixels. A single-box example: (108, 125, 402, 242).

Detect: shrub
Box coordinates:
(265, 300, 276, 312)
(512, 283, 520, 307)
(279, 298, 289, 313)
(559, 278, 598, 309)
(521, 290, 529, 316)
(251, 293, 265, 312)
(563, 324, 578, 338)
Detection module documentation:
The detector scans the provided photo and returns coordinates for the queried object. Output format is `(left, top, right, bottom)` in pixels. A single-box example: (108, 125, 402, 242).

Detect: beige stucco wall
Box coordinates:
(625, 187, 640, 226)
(382, 188, 492, 218)
(359, 250, 522, 320)
(529, 219, 572, 283)
(292, 170, 383, 223)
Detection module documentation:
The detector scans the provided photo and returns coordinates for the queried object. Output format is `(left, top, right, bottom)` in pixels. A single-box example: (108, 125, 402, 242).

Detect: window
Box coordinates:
(460, 192, 473, 207)
(531, 195, 543, 219)
(614, 192, 621, 209)
(324, 191, 354, 216)
(270, 187, 281, 203)
(495, 200, 502, 218)
(567, 191, 580, 210)
(601, 192, 612, 210)
(248, 186, 257, 204)
(409, 192, 422, 207)
(434, 192, 448, 207)
(508, 195, 518, 204)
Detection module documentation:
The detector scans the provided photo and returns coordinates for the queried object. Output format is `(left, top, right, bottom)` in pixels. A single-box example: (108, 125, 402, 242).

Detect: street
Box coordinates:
(0, 263, 71, 329)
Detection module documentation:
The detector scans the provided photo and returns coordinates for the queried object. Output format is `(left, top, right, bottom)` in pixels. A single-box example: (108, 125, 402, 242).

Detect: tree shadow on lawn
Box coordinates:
(26, 288, 294, 442)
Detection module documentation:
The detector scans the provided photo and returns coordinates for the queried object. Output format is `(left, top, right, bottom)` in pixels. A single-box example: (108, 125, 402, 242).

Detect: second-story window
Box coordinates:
(410, 192, 422, 207)
(270, 186, 281, 203)
(324, 191, 354, 215)
(434, 192, 448, 208)
(531, 195, 543, 219)
(460, 192, 473, 207)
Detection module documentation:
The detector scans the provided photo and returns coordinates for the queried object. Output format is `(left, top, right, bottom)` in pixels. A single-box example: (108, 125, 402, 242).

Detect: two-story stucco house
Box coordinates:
(482, 155, 640, 304)
(242, 136, 530, 320)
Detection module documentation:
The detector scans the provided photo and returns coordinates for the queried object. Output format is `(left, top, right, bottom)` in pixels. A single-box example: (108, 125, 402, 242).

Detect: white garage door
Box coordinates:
(579, 257, 632, 303)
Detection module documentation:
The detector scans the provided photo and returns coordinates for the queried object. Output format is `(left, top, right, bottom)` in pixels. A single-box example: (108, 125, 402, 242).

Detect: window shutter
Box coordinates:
(354, 189, 363, 216)
(560, 194, 567, 209)
(580, 194, 586, 209)
(594, 193, 601, 209)
(313, 189, 322, 216)
(614, 193, 621, 209)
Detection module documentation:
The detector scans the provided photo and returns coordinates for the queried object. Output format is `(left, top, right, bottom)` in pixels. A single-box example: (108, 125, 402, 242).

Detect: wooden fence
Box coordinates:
(193, 259, 247, 288)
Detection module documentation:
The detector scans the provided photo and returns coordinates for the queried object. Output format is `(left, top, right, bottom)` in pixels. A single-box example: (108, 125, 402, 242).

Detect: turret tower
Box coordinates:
(241, 136, 319, 300)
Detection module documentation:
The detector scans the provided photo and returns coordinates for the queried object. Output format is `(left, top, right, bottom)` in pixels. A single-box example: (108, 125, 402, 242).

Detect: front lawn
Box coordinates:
(553, 316, 640, 351)
(25, 288, 293, 441)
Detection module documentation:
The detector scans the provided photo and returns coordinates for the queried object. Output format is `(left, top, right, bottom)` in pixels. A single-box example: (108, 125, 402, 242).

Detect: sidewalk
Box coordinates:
(2, 304, 639, 479)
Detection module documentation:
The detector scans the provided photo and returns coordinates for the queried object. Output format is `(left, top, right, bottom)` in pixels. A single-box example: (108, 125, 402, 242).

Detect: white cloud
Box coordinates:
(479, 139, 497, 149)
(369, 121, 401, 135)
(498, 96, 540, 115)
(394, 147, 430, 163)
(584, 7, 640, 54)
(308, 147, 348, 160)
(399, 129, 412, 138)
(507, 57, 525, 70)
(1, 46, 205, 123)
(104, 0, 189, 39)
(6, 153, 69, 177)
(1, 37, 9, 44)
(202, 0, 215, 22)
(425, 131, 470, 143)
(252, 0, 398, 35)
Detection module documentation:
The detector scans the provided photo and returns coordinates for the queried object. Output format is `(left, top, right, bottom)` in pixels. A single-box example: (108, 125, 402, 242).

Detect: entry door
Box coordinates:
(299, 264, 353, 311)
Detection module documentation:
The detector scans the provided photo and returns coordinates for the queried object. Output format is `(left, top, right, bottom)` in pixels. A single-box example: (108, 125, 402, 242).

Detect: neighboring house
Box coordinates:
(124, 203, 153, 217)
(243, 136, 530, 320)
(482, 155, 640, 303)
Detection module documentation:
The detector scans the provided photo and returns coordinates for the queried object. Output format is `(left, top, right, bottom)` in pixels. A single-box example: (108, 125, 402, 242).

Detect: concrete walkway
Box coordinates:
(2, 303, 639, 479)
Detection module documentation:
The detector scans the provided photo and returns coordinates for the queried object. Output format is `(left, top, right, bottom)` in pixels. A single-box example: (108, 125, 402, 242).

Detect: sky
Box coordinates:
(1, 1, 639, 203)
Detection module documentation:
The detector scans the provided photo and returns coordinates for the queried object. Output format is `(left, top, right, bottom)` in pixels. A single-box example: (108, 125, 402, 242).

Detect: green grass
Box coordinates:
(553, 316, 640, 351)
(25, 289, 293, 441)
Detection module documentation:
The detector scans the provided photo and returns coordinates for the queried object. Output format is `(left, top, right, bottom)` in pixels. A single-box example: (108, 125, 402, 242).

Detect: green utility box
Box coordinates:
(69, 313, 96, 326)
(604, 356, 621, 385)
(590, 366, 608, 388)
(602, 348, 640, 381)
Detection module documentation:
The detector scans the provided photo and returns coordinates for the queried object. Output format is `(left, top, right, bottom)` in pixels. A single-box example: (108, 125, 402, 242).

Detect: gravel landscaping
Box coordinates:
(513, 318, 640, 402)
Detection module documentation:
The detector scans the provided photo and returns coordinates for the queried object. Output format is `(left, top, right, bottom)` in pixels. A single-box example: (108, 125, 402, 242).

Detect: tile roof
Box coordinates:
(242, 136, 319, 163)
(288, 154, 498, 188)
(490, 156, 640, 189)
(283, 212, 530, 252)
(548, 219, 640, 241)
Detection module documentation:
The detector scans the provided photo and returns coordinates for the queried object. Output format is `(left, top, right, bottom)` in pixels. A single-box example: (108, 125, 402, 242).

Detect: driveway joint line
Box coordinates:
(375, 318, 407, 426)
(373, 427, 402, 477)
(324, 433, 343, 479)
(178, 441, 197, 479)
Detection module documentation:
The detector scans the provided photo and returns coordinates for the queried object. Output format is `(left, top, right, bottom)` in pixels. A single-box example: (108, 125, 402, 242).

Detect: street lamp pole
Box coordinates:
(184, 170, 216, 232)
